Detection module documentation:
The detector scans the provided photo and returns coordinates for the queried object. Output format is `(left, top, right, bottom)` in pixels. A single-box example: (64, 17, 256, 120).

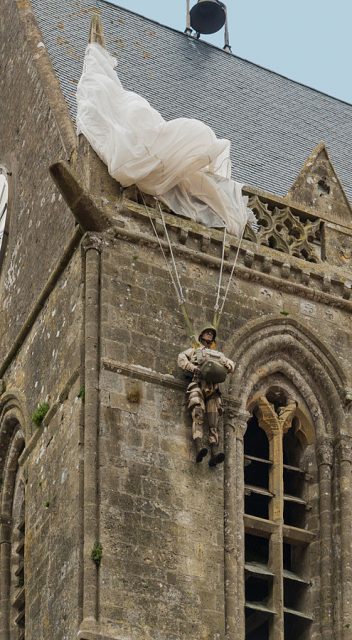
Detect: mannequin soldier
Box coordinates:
(178, 326, 235, 466)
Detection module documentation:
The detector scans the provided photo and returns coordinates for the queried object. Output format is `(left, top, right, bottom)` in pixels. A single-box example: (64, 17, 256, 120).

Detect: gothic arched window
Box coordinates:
(0, 417, 26, 640)
(244, 390, 315, 640)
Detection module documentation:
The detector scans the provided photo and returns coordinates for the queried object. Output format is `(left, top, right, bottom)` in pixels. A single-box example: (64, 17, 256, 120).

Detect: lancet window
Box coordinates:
(244, 389, 315, 640)
(0, 417, 26, 640)
(10, 473, 25, 639)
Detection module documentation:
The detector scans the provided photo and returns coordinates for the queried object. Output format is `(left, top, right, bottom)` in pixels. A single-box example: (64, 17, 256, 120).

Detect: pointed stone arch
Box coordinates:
(226, 315, 346, 437)
(223, 314, 350, 639)
(0, 389, 29, 443)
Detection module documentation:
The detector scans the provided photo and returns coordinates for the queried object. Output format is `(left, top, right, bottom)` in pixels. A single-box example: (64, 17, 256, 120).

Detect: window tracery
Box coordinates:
(244, 195, 321, 263)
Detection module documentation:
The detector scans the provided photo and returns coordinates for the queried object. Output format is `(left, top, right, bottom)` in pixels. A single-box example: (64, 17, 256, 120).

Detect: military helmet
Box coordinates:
(198, 324, 217, 342)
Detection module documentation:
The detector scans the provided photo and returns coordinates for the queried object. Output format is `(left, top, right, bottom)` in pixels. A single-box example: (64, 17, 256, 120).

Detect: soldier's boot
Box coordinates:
(209, 444, 225, 467)
(194, 438, 208, 463)
(191, 406, 207, 462)
(207, 406, 224, 466)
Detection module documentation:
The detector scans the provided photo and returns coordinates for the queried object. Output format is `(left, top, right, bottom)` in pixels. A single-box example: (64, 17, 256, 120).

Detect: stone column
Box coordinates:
(256, 397, 285, 640)
(81, 234, 102, 627)
(336, 435, 352, 640)
(316, 438, 334, 639)
(224, 403, 249, 640)
(267, 426, 284, 640)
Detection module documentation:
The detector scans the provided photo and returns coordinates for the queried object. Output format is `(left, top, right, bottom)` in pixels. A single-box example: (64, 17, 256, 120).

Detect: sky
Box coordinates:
(109, 0, 352, 105)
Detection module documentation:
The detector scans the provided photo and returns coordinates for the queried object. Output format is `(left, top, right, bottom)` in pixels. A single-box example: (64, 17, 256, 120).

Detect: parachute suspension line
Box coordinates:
(155, 198, 198, 344)
(179, 302, 198, 347)
(139, 191, 197, 345)
(155, 199, 185, 305)
(213, 225, 245, 330)
(214, 227, 227, 313)
(139, 191, 182, 305)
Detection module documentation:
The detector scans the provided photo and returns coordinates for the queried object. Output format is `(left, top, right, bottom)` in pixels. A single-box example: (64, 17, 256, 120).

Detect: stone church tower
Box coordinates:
(1, 1, 352, 639)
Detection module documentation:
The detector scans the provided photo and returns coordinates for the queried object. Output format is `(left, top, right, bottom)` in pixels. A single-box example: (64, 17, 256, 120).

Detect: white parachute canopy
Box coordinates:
(76, 43, 254, 237)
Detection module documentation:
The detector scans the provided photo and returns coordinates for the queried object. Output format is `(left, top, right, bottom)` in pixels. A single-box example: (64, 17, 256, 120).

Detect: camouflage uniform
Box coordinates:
(178, 345, 235, 447)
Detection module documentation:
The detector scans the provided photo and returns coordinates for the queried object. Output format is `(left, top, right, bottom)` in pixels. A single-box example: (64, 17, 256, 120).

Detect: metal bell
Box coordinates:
(190, 0, 226, 35)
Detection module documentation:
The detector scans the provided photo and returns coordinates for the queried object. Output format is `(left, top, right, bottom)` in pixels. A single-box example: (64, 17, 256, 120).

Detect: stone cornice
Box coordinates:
(107, 204, 352, 312)
(47, 159, 352, 310)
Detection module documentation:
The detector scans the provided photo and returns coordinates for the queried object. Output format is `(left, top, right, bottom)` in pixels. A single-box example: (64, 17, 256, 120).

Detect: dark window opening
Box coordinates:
(284, 579, 307, 611)
(245, 416, 270, 461)
(246, 574, 271, 604)
(245, 534, 269, 566)
(283, 466, 304, 498)
(245, 457, 270, 491)
(284, 611, 311, 640)
(283, 541, 311, 634)
(283, 542, 292, 572)
(283, 425, 308, 530)
(284, 500, 306, 528)
(246, 611, 271, 639)
(317, 177, 330, 195)
(245, 491, 271, 520)
(283, 424, 303, 468)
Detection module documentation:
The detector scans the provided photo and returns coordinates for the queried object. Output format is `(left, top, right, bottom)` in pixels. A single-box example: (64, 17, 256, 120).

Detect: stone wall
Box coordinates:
(2, 1, 352, 633)
(0, 0, 76, 360)
(1, 246, 83, 640)
(0, 3, 84, 637)
(89, 210, 352, 639)
(24, 379, 82, 640)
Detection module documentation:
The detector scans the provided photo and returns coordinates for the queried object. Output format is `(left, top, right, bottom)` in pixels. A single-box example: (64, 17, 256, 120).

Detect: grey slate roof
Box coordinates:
(31, 0, 352, 201)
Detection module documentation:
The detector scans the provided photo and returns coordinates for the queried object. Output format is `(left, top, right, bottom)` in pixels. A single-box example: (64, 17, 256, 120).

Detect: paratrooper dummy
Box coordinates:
(178, 326, 235, 466)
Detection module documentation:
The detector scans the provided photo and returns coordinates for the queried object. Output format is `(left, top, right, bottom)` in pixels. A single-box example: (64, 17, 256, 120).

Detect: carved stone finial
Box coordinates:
(89, 13, 106, 48)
